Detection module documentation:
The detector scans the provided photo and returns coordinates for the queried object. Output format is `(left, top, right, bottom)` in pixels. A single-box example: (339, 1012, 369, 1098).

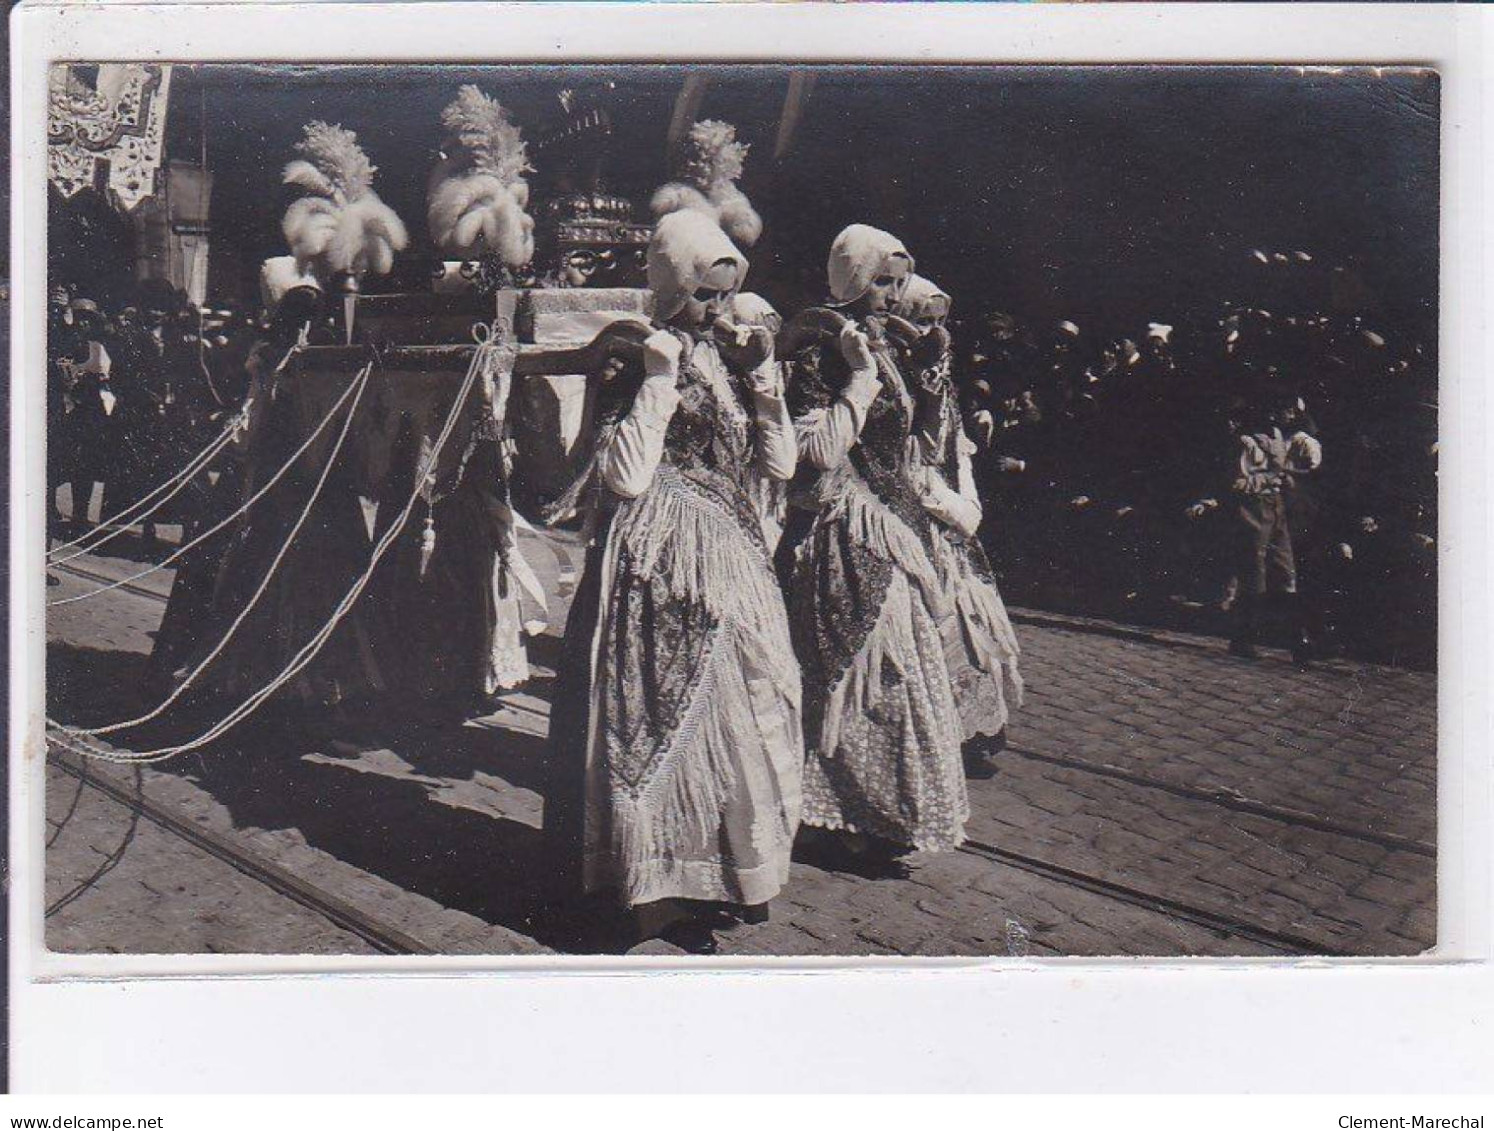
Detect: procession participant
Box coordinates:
(1230, 378, 1323, 665)
(1274, 385, 1329, 662)
(101, 303, 168, 548)
(148, 261, 318, 695)
(893, 274, 1024, 780)
(779, 224, 968, 876)
(170, 259, 386, 718)
(731, 291, 790, 552)
(61, 312, 118, 532)
(47, 292, 82, 536)
(543, 210, 804, 952)
(1188, 375, 1322, 663)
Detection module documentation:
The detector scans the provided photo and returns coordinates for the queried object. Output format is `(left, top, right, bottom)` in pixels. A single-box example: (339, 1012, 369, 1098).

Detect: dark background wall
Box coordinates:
(141, 64, 1437, 347)
(40, 62, 1442, 670)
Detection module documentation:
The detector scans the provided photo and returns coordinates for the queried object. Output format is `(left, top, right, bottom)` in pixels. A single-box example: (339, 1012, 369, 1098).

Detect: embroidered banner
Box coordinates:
(48, 63, 174, 212)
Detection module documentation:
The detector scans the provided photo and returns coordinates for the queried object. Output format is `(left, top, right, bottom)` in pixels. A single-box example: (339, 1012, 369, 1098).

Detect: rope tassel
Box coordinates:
(418, 515, 437, 579)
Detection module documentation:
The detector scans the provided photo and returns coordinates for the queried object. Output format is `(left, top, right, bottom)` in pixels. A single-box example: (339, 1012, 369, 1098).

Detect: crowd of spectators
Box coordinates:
(46, 280, 264, 545)
(44, 259, 1438, 669)
(953, 280, 1437, 668)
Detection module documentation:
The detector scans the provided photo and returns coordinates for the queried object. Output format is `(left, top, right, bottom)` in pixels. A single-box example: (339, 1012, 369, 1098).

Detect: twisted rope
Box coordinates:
(48, 329, 506, 762)
(48, 356, 368, 607)
(63, 361, 373, 736)
(48, 343, 304, 559)
(46, 417, 242, 563)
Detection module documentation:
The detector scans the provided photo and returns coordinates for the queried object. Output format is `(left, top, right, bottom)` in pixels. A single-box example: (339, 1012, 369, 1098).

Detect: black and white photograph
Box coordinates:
(37, 57, 1441, 961)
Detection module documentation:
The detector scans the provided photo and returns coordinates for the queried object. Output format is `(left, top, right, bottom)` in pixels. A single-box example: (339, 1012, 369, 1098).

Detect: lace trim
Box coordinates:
(800, 572, 970, 852)
(611, 467, 799, 704)
(799, 811, 966, 855)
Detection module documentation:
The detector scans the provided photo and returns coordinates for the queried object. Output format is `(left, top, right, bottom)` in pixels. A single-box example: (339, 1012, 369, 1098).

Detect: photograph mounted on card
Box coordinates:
(37, 60, 1439, 961)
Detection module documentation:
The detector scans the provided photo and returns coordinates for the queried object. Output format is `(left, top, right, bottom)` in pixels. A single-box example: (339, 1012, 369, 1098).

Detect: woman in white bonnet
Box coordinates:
(543, 210, 804, 952)
(893, 273, 1024, 778)
(778, 224, 969, 875)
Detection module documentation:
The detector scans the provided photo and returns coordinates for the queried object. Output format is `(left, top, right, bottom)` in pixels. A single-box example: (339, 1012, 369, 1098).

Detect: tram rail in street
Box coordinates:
(43, 549, 1421, 958)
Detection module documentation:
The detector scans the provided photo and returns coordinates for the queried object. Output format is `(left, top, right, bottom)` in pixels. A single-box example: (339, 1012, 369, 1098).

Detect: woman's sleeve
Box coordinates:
(956, 428, 983, 508)
(908, 355, 953, 465)
(597, 359, 682, 500)
(750, 361, 798, 482)
(786, 345, 881, 471)
(920, 428, 983, 538)
(915, 381, 959, 466)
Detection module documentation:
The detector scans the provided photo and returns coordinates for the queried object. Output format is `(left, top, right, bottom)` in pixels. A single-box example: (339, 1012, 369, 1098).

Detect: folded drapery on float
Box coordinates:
(48, 327, 552, 758)
(272, 334, 549, 706)
(285, 333, 549, 620)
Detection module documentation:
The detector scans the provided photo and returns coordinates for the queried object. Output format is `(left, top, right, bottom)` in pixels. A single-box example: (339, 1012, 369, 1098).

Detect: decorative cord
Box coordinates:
(46, 418, 241, 563)
(63, 361, 372, 736)
(48, 356, 368, 608)
(47, 328, 507, 762)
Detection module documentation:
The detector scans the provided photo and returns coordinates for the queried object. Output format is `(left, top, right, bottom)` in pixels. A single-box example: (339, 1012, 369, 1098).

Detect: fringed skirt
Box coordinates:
(791, 478, 969, 852)
(546, 467, 804, 909)
(931, 533, 1024, 742)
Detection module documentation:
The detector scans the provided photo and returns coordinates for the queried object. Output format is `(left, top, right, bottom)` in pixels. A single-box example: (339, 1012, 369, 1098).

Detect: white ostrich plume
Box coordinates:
(427, 85, 536, 266)
(281, 121, 408, 279)
(650, 119, 763, 248)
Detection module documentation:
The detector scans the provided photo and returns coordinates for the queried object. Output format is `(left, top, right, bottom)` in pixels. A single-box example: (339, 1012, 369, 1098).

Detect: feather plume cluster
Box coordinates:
(650, 119, 762, 248)
(427, 86, 536, 266)
(281, 121, 408, 279)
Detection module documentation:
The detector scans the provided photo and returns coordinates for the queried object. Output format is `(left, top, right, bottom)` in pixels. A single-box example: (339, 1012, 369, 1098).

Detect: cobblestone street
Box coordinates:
(43, 527, 1437, 959)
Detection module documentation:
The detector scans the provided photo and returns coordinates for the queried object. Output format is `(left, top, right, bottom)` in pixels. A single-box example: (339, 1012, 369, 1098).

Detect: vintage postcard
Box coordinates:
(33, 57, 1442, 960)
(9, 0, 1490, 1097)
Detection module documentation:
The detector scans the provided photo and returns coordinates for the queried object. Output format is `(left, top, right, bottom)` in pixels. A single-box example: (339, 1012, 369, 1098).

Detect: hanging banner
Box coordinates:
(47, 63, 174, 212)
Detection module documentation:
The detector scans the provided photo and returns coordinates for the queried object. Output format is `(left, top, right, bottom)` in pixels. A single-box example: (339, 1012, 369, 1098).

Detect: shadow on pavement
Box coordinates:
(47, 642, 152, 728)
(47, 639, 577, 948)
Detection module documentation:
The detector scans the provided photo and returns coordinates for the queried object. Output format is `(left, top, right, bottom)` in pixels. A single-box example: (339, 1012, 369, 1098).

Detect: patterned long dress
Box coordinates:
(912, 367, 1025, 741)
(545, 327, 804, 909)
(783, 313, 969, 852)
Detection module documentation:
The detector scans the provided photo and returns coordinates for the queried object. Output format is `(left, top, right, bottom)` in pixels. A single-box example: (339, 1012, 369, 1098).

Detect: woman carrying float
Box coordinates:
(893, 274, 1024, 779)
(543, 210, 804, 950)
(779, 224, 969, 875)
